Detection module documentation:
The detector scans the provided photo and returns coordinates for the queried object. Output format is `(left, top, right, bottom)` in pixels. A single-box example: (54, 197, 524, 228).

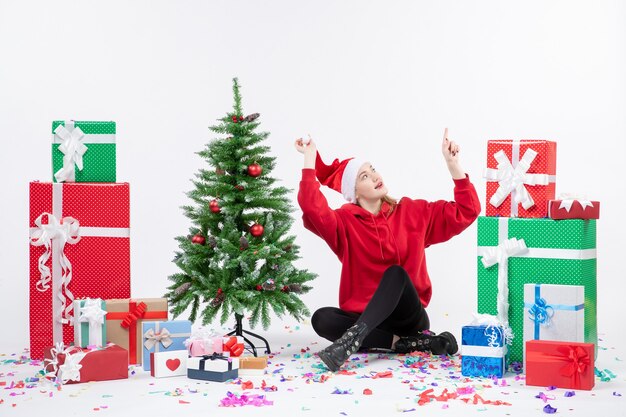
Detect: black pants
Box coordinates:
(311, 265, 430, 349)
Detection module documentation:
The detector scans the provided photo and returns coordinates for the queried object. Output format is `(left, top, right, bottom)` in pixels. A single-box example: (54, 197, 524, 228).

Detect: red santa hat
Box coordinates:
(315, 152, 366, 203)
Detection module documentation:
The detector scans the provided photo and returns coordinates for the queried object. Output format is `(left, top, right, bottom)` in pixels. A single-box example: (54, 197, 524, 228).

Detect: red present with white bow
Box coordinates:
(548, 194, 600, 220)
(43, 343, 128, 384)
(29, 182, 131, 360)
(150, 350, 188, 378)
(525, 340, 594, 390)
(484, 140, 557, 218)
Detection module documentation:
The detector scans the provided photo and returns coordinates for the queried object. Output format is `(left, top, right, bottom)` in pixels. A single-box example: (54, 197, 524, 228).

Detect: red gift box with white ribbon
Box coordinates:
(484, 140, 557, 218)
(525, 340, 594, 390)
(548, 195, 600, 220)
(29, 182, 131, 360)
(43, 343, 128, 384)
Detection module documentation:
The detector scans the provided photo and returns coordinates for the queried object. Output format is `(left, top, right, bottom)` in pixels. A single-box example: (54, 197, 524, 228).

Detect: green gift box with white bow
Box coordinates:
(51, 120, 116, 183)
(476, 216, 597, 364)
(73, 298, 107, 348)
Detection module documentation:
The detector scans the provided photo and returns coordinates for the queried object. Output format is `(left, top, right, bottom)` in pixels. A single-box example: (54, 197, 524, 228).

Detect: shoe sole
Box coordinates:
(317, 350, 340, 373)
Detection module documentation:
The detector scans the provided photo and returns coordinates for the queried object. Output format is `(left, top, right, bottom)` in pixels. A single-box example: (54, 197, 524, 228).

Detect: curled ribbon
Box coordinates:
(143, 328, 173, 350)
(53, 123, 88, 183)
(484, 148, 550, 211)
(43, 342, 86, 384)
(557, 193, 595, 213)
(29, 212, 81, 324)
(120, 302, 147, 328)
(470, 313, 514, 347)
(528, 297, 555, 327)
(480, 237, 528, 327)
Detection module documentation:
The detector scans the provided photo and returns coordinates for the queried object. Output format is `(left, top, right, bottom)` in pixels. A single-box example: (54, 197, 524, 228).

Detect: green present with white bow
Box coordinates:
(73, 298, 107, 348)
(52, 120, 116, 183)
(476, 216, 597, 364)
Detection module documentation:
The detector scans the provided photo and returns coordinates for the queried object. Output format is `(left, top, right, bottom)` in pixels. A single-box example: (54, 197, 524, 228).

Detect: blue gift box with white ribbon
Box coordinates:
(523, 283, 585, 361)
(461, 325, 507, 378)
(141, 320, 192, 371)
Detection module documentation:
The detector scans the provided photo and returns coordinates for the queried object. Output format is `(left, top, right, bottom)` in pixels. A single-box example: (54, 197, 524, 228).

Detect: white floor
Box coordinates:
(1, 320, 624, 417)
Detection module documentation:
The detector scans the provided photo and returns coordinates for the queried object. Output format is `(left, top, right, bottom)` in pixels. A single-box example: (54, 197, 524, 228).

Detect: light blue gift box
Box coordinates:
(461, 324, 508, 378)
(141, 320, 192, 371)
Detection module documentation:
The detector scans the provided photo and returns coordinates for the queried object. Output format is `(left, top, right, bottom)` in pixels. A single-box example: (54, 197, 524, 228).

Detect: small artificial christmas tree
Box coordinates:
(166, 78, 316, 333)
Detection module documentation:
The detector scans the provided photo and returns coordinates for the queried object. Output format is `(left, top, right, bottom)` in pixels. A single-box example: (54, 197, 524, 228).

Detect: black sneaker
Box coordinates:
(394, 331, 458, 355)
(317, 322, 369, 372)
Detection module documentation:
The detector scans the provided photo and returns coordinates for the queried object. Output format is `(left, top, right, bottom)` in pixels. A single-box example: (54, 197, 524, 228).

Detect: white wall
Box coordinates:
(1, 0, 624, 352)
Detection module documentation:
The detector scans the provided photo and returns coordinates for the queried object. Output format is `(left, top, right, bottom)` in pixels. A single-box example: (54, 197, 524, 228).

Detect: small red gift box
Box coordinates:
(484, 140, 557, 218)
(29, 182, 131, 360)
(548, 198, 600, 220)
(43, 344, 128, 384)
(525, 340, 594, 390)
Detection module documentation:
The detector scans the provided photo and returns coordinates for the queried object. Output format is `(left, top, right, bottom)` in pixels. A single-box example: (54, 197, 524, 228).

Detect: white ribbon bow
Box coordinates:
(29, 212, 81, 324)
(44, 342, 86, 384)
(470, 313, 514, 347)
(77, 299, 107, 346)
(557, 193, 594, 213)
(484, 148, 550, 211)
(54, 123, 88, 183)
(143, 328, 173, 350)
(480, 237, 528, 327)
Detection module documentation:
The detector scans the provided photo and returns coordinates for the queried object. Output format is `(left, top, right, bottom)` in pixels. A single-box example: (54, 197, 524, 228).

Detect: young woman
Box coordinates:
(294, 129, 481, 372)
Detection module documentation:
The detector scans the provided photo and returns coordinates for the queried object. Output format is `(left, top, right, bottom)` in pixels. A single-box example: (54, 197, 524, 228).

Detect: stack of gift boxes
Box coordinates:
(461, 140, 599, 391)
(30, 120, 267, 384)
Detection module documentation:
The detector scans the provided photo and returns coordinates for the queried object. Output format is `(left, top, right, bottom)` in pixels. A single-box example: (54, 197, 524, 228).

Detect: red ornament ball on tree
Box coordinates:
(209, 199, 221, 213)
(231, 116, 238, 123)
(250, 223, 264, 237)
(255, 285, 263, 291)
(191, 233, 206, 245)
(247, 163, 263, 177)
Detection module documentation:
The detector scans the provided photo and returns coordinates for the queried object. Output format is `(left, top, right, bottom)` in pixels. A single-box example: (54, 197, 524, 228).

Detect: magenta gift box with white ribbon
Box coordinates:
(29, 182, 131, 360)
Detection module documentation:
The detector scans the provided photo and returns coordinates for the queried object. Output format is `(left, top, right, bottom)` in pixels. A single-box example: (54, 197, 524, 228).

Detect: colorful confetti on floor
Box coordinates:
(0, 323, 623, 416)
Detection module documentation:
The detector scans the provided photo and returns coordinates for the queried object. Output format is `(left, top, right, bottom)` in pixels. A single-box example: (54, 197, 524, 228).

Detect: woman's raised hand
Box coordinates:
(294, 136, 316, 155)
(441, 128, 460, 165)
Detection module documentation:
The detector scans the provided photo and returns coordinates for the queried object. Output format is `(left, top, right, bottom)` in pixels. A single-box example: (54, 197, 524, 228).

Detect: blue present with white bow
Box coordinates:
(461, 324, 508, 378)
(141, 320, 192, 371)
(523, 283, 584, 360)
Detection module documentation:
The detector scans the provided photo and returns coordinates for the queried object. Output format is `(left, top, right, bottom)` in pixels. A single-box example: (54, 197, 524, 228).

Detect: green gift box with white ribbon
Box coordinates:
(476, 216, 597, 364)
(52, 120, 116, 183)
(73, 298, 107, 348)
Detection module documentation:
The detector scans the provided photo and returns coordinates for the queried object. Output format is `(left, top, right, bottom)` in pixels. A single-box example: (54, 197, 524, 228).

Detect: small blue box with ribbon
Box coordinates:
(461, 324, 508, 378)
(141, 320, 192, 371)
(523, 283, 585, 360)
(187, 353, 239, 382)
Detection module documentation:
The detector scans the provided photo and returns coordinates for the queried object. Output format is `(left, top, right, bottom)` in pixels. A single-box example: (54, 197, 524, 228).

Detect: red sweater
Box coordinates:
(298, 168, 480, 313)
